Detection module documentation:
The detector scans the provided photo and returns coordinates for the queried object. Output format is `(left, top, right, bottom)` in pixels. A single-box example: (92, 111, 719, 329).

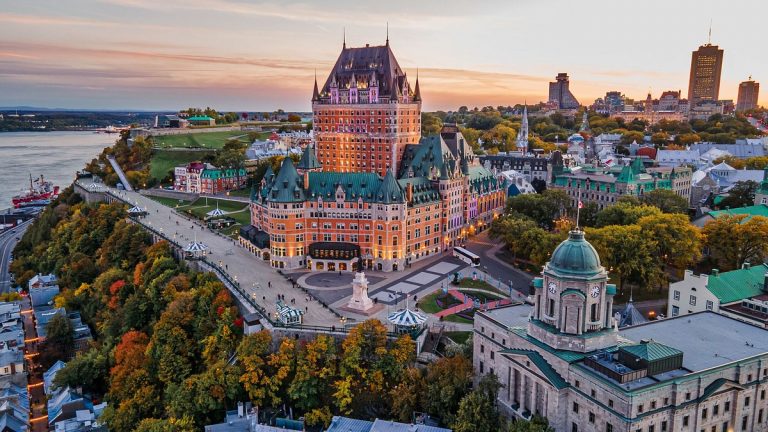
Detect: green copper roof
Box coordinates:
(306, 172, 382, 202)
(706, 263, 768, 304)
(399, 136, 456, 180)
(468, 166, 500, 195)
(547, 230, 603, 277)
(501, 349, 569, 389)
(397, 177, 440, 206)
(707, 204, 768, 223)
(187, 115, 213, 121)
(619, 341, 682, 361)
(297, 144, 321, 171)
(378, 170, 405, 204)
(269, 158, 304, 202)
(201, 168, 246, 179)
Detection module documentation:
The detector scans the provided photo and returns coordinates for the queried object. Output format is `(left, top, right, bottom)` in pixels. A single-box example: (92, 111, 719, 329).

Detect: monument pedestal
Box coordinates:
(341, 271, 383, 316)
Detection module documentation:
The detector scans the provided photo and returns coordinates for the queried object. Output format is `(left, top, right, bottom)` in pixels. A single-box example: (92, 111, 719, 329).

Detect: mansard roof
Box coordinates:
(399, 135, 456, 180)
(468, 166, 500, 194)
(305, 172, 381, 202)
(397, 177, 440, 206)
(320, 43, 409, 98)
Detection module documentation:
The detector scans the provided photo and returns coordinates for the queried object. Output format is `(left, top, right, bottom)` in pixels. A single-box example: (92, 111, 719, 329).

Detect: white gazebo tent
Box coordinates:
(387, 308, 427, 334)
(183, 239, 208, 260)
(127, 205, 147, 216)
(206, 203, 227, 219)
(87, 182, 104, 191)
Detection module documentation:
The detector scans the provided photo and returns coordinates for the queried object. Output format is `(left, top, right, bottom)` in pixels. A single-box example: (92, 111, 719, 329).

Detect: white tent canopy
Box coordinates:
(206, 203, 227, 218)
(87, 182, 104, 191)
(387, 308, 427, 327)
(127, 205, 146, 214)
(183, 241, 208, 253)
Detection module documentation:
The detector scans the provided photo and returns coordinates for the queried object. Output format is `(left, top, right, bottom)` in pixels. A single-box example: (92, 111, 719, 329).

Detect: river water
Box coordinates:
(0, 132, 115, 208)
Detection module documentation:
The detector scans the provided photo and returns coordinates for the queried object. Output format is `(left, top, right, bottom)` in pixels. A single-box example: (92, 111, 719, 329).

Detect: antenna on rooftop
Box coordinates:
(386, 22, 389, 46)
(708, 19, 712, 45)
(343, 27, 346, 49)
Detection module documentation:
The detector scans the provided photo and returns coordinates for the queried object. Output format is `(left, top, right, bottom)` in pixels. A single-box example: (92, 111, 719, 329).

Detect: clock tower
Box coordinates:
(529, 229, 618, 352)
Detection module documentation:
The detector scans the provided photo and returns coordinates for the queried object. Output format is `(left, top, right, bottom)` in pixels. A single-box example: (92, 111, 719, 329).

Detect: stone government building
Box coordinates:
(242, 40, 505, 272)
(474, 229, 768, 432)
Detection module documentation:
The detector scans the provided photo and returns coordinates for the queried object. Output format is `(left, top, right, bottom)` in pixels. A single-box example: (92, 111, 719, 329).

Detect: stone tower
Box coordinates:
(529, 230, 618, 352)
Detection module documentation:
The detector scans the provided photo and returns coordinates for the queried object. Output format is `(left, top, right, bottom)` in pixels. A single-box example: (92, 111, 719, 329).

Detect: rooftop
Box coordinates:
(618, 312, 768, 373)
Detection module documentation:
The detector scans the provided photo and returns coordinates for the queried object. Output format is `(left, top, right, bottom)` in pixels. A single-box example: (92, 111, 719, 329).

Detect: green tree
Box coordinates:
(718, 181, 758, 209)
(638, 213, 702, 278)
(452, 373, 502, 432)
(505, 415, 555, 431)
(40, 313, 74, 367)
(595, 201, 662, 227)
(703, 215, 768, 271)
(53, 346, 109, 394)
(641, 189, 690, 214)
(586, 225, 660, 291)
(423, 355, 473, 426)
(390, 366, 425, 422)
(506, 189, 570, 229)
(237, 331, 273, 407)
(289, 335, 338, 414)
(421, 112, 444, 136)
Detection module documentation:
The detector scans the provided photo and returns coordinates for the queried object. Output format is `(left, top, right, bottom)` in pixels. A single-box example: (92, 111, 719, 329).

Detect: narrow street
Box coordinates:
(20, 296, 47, 432)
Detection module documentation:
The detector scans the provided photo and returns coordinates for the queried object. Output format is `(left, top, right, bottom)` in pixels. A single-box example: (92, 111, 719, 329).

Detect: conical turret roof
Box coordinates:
(297, 144, 321, 171)
(270, 158, 304, 202)
(377, 169, 404, 204)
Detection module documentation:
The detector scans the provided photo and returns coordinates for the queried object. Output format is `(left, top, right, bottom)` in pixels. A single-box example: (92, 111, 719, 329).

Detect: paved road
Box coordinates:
(0, 221, 31, 293)
(464, 231, 534, 297)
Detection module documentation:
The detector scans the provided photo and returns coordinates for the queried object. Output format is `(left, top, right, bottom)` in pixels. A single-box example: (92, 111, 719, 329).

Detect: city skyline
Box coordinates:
(2, 0, 767, 111)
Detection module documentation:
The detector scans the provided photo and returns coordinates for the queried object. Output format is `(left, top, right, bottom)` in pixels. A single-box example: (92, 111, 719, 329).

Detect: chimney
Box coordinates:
(406, 182, 413, 202)
(742, 262, 751, 270)
(303, 171, 309, 190)
(711, 269, 719, 277)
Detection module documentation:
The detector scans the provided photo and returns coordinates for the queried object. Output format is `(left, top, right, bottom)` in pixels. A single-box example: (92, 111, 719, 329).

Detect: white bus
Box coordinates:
(453, 247, 480, 267)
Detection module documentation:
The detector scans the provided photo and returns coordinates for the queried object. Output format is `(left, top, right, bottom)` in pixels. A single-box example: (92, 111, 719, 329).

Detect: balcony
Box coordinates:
(587, 322, 603, 331)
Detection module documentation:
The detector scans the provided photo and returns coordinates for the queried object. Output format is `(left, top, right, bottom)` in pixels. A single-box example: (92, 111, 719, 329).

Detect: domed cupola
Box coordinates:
(547, 230, 603, 277)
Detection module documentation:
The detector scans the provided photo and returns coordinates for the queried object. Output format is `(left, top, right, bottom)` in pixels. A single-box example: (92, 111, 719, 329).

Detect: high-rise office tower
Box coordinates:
(736, 77, 759, 111)
(548, 73, 580, 109)
(687, 42, 724, 106)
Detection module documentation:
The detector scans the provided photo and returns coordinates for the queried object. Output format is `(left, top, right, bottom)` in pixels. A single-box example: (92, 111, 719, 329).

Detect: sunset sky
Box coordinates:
(1, 0, 766, 111)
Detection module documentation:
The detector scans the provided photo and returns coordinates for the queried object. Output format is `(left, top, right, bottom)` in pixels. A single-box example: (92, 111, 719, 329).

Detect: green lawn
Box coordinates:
(148, 196, 192, 208)
(149, 149, 213, 183)
(181, 198, 250, 223)
(456, 278, 508, 295)
(443, 314, 473, 324)
(444, 331, 472, 345)
(152, 131, 251, 150)
(226, 188, 252, 198)
(417, 291, 461, 314)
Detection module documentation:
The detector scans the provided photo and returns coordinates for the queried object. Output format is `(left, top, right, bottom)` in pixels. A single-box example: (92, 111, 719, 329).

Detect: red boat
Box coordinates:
(12, 174, 60, 208)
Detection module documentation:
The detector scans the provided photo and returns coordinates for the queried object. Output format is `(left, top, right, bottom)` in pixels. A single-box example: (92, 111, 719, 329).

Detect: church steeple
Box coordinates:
(516, 104, 529, 153)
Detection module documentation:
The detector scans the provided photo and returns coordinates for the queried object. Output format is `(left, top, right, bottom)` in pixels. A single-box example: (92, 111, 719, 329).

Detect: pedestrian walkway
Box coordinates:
(101, 185, 341, 326)
(106, 155, 133, 191)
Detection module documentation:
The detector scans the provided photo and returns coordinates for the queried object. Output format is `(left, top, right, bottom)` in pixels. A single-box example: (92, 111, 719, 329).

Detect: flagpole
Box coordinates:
(576, 187, 581, 230)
